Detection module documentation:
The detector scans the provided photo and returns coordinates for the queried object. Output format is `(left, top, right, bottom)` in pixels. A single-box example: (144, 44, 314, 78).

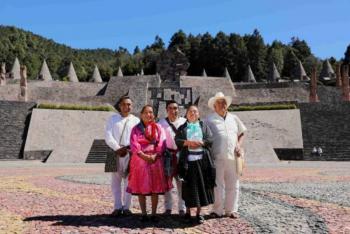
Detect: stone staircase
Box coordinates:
(85, 139, 109, 163)
(0, 101, 36, 160)
(299, 102, 350, 161)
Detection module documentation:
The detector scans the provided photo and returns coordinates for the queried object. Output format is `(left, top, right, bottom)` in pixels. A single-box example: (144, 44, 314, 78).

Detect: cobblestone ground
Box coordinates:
(0, 161, 349, 234)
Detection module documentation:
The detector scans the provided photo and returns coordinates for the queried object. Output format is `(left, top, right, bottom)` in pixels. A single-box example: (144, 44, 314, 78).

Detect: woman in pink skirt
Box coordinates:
(127, 105, 172, 222)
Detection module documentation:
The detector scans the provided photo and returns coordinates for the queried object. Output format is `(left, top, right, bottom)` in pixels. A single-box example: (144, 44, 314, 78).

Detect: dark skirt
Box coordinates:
(182, 159, 214, 208)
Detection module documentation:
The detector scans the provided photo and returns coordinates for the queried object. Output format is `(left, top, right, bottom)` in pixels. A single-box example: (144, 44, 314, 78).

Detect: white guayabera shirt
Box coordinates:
(206, 112, 247, 160)
(105, 113, 140, 151)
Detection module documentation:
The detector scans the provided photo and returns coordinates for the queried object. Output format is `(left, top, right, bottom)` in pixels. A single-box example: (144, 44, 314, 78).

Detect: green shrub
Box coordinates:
(37, 103, 115, 112)
(229, 104, 297, 111)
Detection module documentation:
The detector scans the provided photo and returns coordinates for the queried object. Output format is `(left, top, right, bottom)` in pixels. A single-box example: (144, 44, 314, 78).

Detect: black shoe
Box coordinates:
(196, 215, 205, 224)
(111, 209, 123, 217)
(184, 213, 192, 223)
(209, 212, 221, 219)
(163, 209, 172, 215)
(150, 215, 159, 223)
(179, 210, 185, 216)
(139, 214, 148, 222)
(123, 209, 132, 216)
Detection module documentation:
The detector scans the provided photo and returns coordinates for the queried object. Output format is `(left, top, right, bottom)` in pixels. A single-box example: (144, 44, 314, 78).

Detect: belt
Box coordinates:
(188, 151, 204, 155)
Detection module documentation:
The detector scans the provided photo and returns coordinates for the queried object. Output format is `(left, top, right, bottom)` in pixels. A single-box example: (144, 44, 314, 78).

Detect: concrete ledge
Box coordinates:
(23, 150, 52, 161)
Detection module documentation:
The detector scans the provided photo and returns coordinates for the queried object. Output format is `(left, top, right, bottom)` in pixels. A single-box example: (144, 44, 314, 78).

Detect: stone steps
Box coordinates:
(85, 139, 108, 163)
(298, 103, 350, 161)
(299, 102, 350, 161)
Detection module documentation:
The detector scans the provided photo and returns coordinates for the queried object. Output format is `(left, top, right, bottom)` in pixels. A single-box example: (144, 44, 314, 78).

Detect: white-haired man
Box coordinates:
(205, 92, 247, 219)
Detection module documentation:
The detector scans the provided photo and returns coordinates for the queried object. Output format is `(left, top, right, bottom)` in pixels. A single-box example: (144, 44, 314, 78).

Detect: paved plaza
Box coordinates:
(0, 161, 349, 234)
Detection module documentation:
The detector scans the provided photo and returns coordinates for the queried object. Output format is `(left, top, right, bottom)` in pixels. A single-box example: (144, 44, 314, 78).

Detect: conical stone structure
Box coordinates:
(295, 60, 309, 81)
(319, 59, 336, 81)
(117, 67, 123, 77)
(67, 62, 79, 82)
(245, 65, 256, 83)
(91, 65, 102, 82)
(140, 68, 144, 76)
(268, 62, 280, 82)
(202, 69, 207, 77)
(38, 59, 53, 81)
(11, 57, 21, 80)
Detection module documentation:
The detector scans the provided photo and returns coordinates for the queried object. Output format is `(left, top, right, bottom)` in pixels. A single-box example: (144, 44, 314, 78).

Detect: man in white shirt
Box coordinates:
(105, 95, 139, 217)
(205, 92, 247, 219)
(158, 100, 187, 215)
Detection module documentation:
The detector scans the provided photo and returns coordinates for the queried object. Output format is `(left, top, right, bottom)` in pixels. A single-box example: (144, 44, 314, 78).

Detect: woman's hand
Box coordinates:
(138, 152, 154, 163)
(186, 140, 203, 149)
(150, 154, 157, 162)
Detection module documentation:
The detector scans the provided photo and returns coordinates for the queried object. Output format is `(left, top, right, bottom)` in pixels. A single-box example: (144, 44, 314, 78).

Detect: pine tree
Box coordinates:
(344, 44, 350, 64)
(244, 29, 267, 81)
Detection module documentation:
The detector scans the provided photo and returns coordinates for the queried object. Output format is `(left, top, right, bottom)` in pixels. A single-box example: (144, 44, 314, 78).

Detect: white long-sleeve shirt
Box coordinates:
(206, 112, 247, 160)
(105, 113, 140, 151)
(158, 117, 186, 150)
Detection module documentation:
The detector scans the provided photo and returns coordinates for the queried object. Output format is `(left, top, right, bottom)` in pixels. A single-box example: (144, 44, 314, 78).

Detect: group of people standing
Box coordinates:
(104, 92, 247, 224)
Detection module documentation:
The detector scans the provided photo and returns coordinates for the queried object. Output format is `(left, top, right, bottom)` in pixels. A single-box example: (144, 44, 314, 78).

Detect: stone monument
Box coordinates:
(38, 59, 53, 81)
(156, 48, 189, 88)
(0, 63, 6, 86)
(342, 65, 350, 101)
(67, 62, 79, 82)
(117, 67, 123, 77)
(268, 62, 280, 83)
(319, 59, 336, 81)
(91, 65, 103, 82)
(19, 65, 28, 101)
(244, 65, 257, 82)
(10, 57, 21, 80)
(336, 64, 342, 88)
(309, 67, 319, 102)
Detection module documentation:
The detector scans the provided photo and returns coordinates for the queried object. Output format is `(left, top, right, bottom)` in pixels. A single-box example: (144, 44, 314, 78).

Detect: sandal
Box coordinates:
(209, 212, 221, 219)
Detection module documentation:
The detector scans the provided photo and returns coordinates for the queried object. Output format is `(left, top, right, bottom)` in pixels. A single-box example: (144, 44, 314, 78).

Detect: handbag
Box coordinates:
(235, 149, 245, 177)
(104, 147, 118, 172)
(104, 118, 130, 173)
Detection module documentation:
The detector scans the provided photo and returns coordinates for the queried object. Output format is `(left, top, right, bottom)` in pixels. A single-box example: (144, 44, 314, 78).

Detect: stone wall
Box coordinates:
(0, 80, 107, 105)
(235, 83, 309, 104)
(24, 109, 114, 163)
(317, 86, 342, 103)
(299, 102, 350, 160)
(0, 101, 36, 159)
(234, 109, 303, 162)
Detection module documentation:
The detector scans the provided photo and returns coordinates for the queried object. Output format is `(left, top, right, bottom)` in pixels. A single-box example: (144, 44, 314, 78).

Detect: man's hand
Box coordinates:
(235, 144, 242, 157)
(116, 146, 128, 157)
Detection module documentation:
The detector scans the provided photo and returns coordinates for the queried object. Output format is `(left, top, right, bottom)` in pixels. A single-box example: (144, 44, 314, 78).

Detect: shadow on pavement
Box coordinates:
(24, 213, 200, 228)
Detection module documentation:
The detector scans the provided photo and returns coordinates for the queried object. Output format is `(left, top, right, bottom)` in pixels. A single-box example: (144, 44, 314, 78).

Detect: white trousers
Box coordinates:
(164, 177, 186, 212)
(111, 157, 131, 210)
(212, 158, 240, 215)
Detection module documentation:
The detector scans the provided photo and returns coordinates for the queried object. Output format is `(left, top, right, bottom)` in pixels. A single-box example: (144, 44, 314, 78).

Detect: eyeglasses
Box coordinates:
(168, 107, 178, 110)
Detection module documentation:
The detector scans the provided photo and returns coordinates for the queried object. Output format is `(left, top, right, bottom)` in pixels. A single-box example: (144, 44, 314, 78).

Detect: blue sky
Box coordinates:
(0, 0, 349, 59)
